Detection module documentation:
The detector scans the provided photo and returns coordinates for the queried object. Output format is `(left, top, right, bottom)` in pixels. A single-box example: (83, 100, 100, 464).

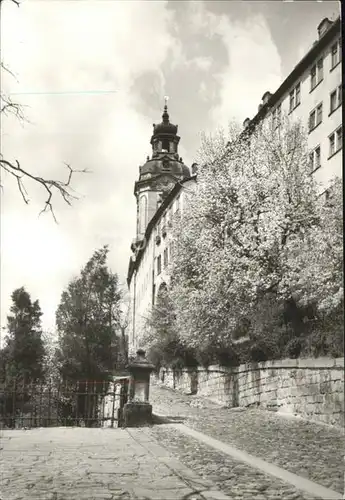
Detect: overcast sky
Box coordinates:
(0, 0, 340, 336)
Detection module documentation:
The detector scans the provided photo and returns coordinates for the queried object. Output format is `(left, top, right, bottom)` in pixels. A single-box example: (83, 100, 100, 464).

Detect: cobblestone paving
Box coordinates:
(147, 424, 321, 500)
(0, 427, 231, 500)
(150, 383, 345, 494)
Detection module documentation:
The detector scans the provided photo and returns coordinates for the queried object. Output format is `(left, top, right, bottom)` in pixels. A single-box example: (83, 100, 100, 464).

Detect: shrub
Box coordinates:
(250, 341, 274, 362)
(283, 337, 303, 359)
(301, 301, 343, 358)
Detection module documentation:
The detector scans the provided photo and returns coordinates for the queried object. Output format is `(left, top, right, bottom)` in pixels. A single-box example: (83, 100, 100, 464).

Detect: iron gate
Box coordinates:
(0, 377, 129, 429)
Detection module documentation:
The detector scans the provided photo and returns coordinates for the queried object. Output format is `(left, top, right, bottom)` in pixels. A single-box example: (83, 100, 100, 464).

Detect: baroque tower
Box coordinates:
(131, 103, 190, 254)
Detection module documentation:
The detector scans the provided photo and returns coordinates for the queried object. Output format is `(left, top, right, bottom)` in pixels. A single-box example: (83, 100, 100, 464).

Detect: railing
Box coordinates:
(0, 377, 130, 429)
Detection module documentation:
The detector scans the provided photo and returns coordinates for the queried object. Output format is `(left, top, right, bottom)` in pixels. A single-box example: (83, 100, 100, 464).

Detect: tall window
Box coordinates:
(337, 126, 343, 151)
(310, 58, 323, 90)
(309, 145, 321, 172)
(163, 248, 168, 268)
(316, 103, 322, 124)
(328, 126, 342, 157)
(289, 90, 294, 112)
(157, 255, 162, 275)
(329, 134, 335, 156)
(315, 146, 321, 169)
(139, 196, 147, 234)
(175, 195, 180, 213)
(317, 58, 323, 81)
(309, 102, 322, 132)
(310, 66, 316, 90)
(295, 83, 301, 106)
(331, 40, 341, 69)
(309, 110, 316, 131)
(329, 85, 342, 114)
(330, 90, 337, 113)
(152, 284, 156, 305)
(289, 83, 300, 112)
(162, 139, 169, 152)
(272, 103, 282, 130)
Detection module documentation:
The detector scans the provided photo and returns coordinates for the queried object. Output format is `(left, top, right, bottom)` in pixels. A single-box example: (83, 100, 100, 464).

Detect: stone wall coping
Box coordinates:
(154, 357, 344, 428)
(158, 357, 344, 376)
(238, 358, 344, 372)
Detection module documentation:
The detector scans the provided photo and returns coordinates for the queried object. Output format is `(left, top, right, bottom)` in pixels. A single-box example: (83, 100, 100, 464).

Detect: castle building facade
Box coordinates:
(127, 16, 342, 354)
(127, 105, 196, 353)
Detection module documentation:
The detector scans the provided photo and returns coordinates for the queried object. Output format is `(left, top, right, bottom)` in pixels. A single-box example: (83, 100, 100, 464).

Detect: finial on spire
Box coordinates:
(162, 96, 170, 123)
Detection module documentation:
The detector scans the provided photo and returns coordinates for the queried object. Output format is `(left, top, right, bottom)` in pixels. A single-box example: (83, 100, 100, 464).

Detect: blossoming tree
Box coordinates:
(169, 116, 342, 363)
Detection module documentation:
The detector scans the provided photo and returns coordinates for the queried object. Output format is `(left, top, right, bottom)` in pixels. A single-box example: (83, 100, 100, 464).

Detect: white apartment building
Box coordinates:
(243, 16, 342, 192)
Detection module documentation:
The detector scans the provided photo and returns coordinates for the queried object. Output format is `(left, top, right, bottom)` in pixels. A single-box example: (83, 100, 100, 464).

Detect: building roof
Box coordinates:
(127, 17, 341, 287)
(245, 16, 340, 133)
(138, 156, 190, 179)
(151, 105, 178, 140)
(127, 175, 197, 287)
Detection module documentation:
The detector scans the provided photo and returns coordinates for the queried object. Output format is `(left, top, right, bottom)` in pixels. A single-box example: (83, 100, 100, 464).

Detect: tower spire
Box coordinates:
(162, 95, 170, 123)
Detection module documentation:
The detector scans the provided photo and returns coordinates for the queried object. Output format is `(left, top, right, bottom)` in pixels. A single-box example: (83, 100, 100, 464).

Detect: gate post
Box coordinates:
(122, 350, 154, 427)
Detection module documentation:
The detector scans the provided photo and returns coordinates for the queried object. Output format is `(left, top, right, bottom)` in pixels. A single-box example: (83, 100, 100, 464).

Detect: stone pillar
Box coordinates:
(123, 349, 155, 427)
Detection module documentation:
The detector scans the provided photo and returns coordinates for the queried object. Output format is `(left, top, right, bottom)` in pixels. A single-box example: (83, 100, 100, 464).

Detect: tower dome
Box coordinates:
(133, 102, 190, 240)
(152, 105, 178, 137)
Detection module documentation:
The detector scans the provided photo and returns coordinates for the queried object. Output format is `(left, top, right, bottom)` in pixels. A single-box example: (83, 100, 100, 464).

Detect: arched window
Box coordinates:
(157, 281, 168, 300)
(162, 139, 169, 152)
(139, 195, 147, 234)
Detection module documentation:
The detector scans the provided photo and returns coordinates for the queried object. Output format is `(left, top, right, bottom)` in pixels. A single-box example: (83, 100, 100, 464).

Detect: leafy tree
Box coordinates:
(0, 287, 46, 427)
(1, 287, 46, 384)
(169, 115, 340, 362)
(142, 285, 197, 370)
(286, 177, 343, 316)
(55, 245, 122, 381)
(112, 289, 133, 369)
(55, 246, 122, 426)
(41, 331, 60, 383)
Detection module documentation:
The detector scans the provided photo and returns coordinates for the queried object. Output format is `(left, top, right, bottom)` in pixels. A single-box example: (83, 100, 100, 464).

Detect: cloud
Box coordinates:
(1, 0, 283, 335)
(192, 57, 213, 71)
(180, 2, 282, 129)
(1, 0, 182, 332)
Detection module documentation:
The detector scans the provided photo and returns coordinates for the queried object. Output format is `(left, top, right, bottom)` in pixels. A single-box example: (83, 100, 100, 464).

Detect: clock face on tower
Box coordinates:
(162, 159, 170, 170)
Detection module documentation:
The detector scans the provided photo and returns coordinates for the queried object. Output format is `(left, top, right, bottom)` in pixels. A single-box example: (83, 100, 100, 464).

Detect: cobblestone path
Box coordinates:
(150, 383, 344, 497)
(0, 427, 231, 500)
(147, 425, 319, 500)
(1, 386, 343, 500)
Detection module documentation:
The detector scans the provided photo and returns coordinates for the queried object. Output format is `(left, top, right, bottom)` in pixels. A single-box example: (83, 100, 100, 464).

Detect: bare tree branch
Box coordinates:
(1, 93, 27, 121)
(0, 0, 20, 7)
(0, 61, 19, 81)
(0, 60, 27, 122)
(1, 10, 89, 220)
(1, 157, 90, 222)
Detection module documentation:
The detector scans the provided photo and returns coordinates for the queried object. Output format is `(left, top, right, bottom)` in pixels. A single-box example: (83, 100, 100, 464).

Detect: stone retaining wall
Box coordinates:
(153, 358, 344, 427)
